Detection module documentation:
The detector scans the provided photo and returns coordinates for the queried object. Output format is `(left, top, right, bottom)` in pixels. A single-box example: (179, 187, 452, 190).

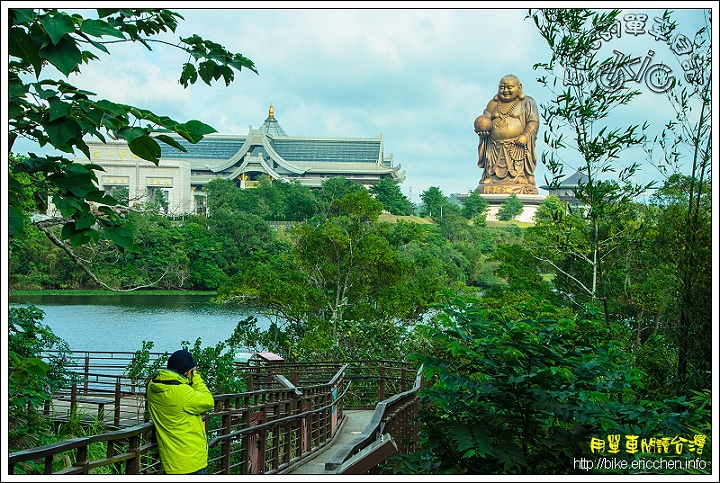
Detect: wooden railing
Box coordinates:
(325, 364, 423, 473)
(206, 367, 348, 474)
(9, 365, 346, 475)
(9, 352, 421, 475)
(39, 351, 417, 414)
(8, 422, 159, 475)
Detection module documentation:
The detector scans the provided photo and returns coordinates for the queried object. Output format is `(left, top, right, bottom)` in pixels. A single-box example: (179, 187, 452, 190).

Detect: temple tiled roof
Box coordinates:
(142, 104, 403, 186)
(539, 170, 589, 190)
(159, 136, 244, 160)
(270, 138, 381, 164)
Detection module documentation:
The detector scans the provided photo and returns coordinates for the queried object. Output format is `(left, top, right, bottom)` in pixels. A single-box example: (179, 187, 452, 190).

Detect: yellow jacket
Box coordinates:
(147, 369, 214, 474)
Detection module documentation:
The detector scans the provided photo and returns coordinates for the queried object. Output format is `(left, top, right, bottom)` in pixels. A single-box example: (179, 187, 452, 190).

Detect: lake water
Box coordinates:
(8, 294, 271, 354)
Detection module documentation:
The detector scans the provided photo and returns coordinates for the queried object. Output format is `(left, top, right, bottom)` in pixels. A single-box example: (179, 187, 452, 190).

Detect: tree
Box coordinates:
(418, 186, 447, 218)
(292, 189, 386, 323)
(649, 176, 711, 395)
(369, 177, 414, 215)
(314, 176, 365, 217)
(281, 180, 318, 221)
(460, 189, 489, 220)
(9, 305, 78, 450)
(8, 8, 257, 257)
(528, 8, 656, 321)
(641, 10, 712, 395)
(387, 293, 711, 475)
(208, 211, 277, 276)
(496, 193, 524, 221)
(204, 178, 242, 216)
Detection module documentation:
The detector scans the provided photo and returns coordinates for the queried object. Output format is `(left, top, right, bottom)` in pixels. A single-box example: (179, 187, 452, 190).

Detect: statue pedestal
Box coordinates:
(457, 192, 546, 223)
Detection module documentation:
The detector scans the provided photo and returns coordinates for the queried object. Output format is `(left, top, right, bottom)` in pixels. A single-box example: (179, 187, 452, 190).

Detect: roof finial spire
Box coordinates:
(269, 104, 274, 117)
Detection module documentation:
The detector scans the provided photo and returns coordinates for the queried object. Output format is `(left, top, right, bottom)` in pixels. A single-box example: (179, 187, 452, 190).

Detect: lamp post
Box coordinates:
(440, 203, 449, 221)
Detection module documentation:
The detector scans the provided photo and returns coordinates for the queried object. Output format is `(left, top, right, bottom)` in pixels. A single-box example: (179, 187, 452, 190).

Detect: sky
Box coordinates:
(4, 3, 716, 204)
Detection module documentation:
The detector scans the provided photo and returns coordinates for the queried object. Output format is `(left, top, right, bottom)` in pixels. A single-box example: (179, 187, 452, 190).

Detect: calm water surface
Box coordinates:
(8, 294, 270, 354)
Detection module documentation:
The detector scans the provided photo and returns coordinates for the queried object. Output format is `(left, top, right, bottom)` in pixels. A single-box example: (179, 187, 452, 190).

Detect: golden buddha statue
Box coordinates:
(474, 74, 539, 195)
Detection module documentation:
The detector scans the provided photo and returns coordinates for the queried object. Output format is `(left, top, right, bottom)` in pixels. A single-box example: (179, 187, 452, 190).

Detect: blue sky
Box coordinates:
(4, 4, 715, 203)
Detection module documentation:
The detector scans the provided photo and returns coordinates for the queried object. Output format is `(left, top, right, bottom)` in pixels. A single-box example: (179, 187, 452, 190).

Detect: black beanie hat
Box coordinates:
(167, 349, 196, 375)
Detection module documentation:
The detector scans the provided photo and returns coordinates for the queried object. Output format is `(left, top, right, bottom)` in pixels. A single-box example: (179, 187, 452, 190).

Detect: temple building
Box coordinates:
(539, 170, 589, 205)
(76, 105, 405, 216)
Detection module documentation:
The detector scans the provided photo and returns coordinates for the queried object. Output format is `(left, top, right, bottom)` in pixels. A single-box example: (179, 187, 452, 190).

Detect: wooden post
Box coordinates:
(70, 383, 78, 416)
(379, 365, 386, 401)
(83, 355, 90, 393)
(114, 379, 121, 427)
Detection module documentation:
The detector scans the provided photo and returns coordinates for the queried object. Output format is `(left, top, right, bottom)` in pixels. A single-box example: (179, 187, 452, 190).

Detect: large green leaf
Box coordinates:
(117, 126, 150, 144)
(8, 205, 29, 238)
(174, 120, 217, 144)
(85, 190, 118, 205)
(79, 18, 127, 39)
(128, 135, 161, 164)
(8, 27, 43, 76)
(198, 60, 218, 85)
(154, 134, 187, 152)
(103, 224, 139, 252)
(180, 63, 198, 87)
(43, 117, 79, 149)
(47, 96, 72, 122)
(38, 11, 76, 45)
(61, 222, 98, 246)
(74, 211, 97, 230)
(52, 195, 82, 217)
(39, 35, 83, 76)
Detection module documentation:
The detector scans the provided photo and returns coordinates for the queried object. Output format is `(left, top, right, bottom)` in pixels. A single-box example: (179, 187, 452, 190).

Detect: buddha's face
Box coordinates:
(498, 77, 521, 102)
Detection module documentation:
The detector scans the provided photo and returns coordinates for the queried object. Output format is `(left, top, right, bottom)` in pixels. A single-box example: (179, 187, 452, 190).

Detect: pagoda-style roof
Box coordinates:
(261, 104, 287, 136)
(157, 133, 388, 171)
(539, 169, 589, 190)
(271, 137, 382, 164)
(156, 105, 397, 181)
(78, 105, 405, 195)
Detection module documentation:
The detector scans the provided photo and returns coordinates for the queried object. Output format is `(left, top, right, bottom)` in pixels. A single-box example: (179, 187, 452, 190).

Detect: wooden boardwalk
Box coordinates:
(46, 393, 147, 428)
(286, 409, 375, 474)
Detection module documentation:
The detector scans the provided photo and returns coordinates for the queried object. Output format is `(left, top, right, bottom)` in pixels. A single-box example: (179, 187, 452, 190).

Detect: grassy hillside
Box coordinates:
(378, 213, 533, 228)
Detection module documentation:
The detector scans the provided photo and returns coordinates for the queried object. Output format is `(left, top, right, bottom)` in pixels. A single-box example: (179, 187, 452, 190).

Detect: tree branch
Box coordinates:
(39, 226, 166, 292)
(531, 254, 596, 298)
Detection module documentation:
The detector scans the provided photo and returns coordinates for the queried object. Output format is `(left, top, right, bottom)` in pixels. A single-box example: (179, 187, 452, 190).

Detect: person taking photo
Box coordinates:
(147, 349, 214, 474)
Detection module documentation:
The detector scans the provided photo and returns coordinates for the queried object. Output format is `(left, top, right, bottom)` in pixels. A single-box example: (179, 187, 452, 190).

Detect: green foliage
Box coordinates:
(369, 177, 415, 215)
(9, 305, 77, 409)
(496, 193, 524, 221)
(230, 315, 430, 362)
(528, 8, 656, 323)
(125, 341, 169, 390)
(180, 339, 247, 395)
(392, 294, 710, 474)
(418, 186, 447, 218)
(488, 243, 556, 301)
(127, 335, 248, 397)
(460, 189, 489, 220)
(280, 181, 320, 221)
(314, 176, 366, 217)
(8, 304, 79, 451)
(8, 8, 256, 251)
(640, 10, 712, 396)
(647, 175, 712, 394)
(216, 187, 481, 360)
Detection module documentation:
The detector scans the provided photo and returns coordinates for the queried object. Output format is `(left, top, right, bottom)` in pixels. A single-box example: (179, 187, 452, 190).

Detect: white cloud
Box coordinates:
(7, 5, 713, 201)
